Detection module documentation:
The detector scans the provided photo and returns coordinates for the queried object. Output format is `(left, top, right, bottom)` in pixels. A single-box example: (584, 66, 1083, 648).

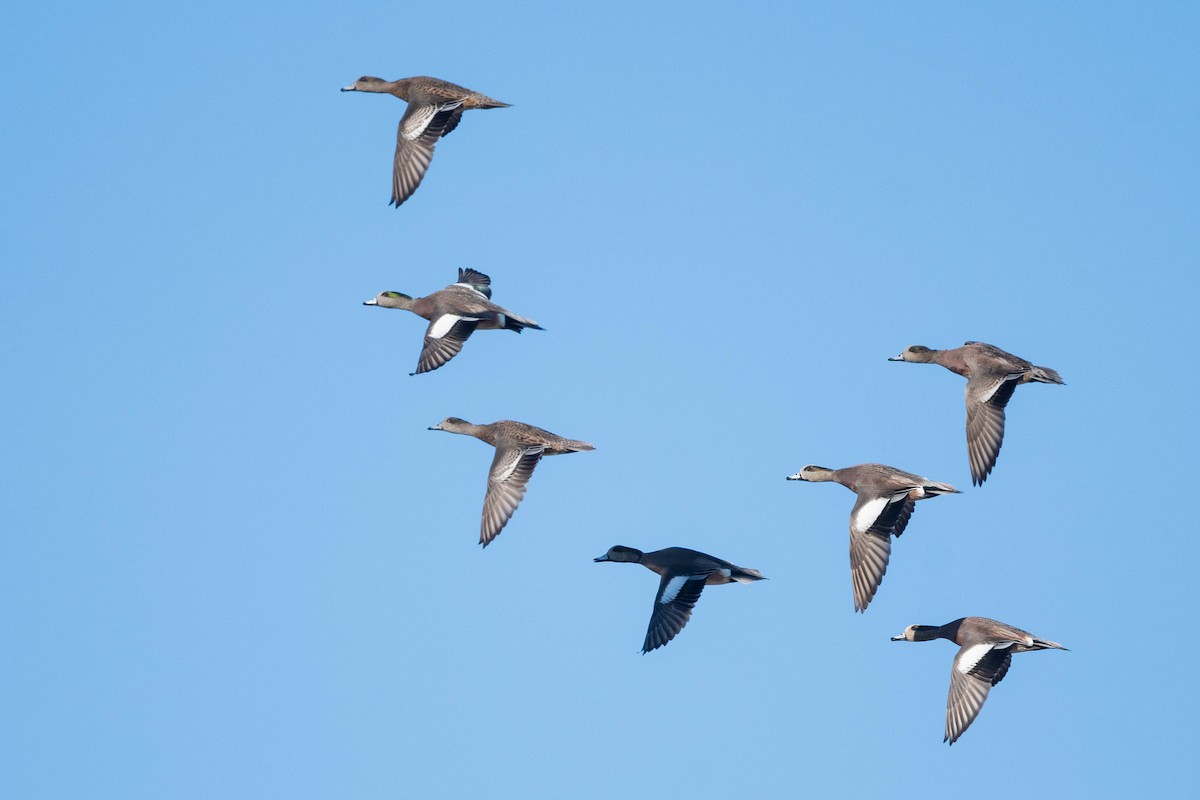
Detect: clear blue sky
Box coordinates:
(3, 2, 1198, 797)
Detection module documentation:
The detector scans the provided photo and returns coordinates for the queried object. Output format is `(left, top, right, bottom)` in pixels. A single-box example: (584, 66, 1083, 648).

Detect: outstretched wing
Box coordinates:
(456, 268, 492, 299)
(848, 528, 891, 613)
(391, 99, 465, 206)
(945, 642, 1014, 744)
(847, 491, 913, 612)
(965, 372, 1021, 485)
(414, 314, 479, 375)
(479, 445, 544, 547)
(642, 572, 711, 653)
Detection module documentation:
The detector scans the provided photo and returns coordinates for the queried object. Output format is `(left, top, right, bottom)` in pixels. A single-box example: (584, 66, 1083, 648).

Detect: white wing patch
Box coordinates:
(428, 314, 480, 339)
(852, 496, 890, 533)
(982, 373, 1023, 403)
(399, 100, 465, 140)
(399, 105, 439, 139)
(495, 447, 541, 483)
(956, 642, 1007, 674)
(659, 575, 691, 605)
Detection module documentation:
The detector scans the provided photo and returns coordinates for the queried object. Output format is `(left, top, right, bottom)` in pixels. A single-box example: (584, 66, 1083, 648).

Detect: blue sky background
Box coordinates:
(3, 2, 1198, 797)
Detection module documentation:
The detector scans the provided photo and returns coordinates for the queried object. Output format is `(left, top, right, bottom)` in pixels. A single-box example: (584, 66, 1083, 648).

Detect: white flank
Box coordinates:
(428, 314, 463, 339)
(852, 496, 890, 533)
(659, 575, 690, 605)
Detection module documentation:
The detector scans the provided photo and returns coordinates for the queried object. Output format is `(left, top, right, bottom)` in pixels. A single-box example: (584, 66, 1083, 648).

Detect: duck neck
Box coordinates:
(437, 419, 488, 441)
(387, 79, 412, 101)
(913, 348, 944, 365)
(376, 293, 415, 311)
(455, 421, 487, 439)
(932, 349, 973, 378)
(911, 622, 957, 642)
(931, 619, 963, 642)
(795, 466, 840, 485)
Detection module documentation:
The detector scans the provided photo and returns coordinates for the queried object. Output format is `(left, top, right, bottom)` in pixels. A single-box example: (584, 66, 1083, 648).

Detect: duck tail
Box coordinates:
(469, 93, 511, 109)
(1030, 636, 1068, 651)
(503, 312, 543, 333)
(561, 439, 595, 453)
(923, 481, 961, 496)
(730, 566, 765, 583)
(1028, 365, 1065, 385)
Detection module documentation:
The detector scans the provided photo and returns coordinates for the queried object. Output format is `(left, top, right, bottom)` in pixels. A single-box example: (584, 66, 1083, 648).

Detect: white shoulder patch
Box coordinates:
(400, 105, 438, 139)
(428, 314, 464, 339)
(852, 496, 890, 533)
(983, 373, 1023, 402)
(659, 575, 692, 605)
(956, 643, 1001, 674)
(495, 447, 541, 482)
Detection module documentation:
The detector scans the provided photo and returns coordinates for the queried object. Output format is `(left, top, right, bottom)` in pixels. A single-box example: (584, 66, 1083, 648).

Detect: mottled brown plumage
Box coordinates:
(889, 342, 1064, 485)
(342, 75, 510, 206)
(429, 418, 593, 547)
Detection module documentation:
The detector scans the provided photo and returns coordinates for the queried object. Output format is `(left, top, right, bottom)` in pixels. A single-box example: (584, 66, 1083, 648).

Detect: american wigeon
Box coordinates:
(429, 418, 593, 547)
(594, 546, 764, 654)
(341, 75, 510, 207)
(891, 616, 1067, 744)
(364, 268, 542, 375)
(889, 342, 1065, 485)
(787, 464, 958, 612)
